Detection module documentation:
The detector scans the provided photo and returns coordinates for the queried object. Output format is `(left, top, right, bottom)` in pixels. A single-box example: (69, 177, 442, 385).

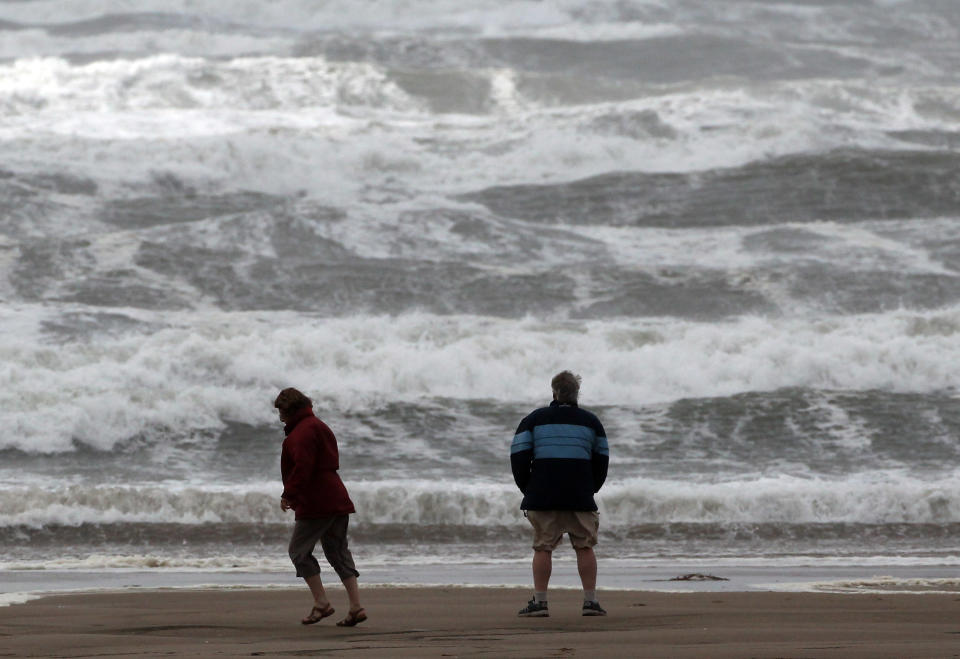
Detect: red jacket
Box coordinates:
(280, 406, 355, 519)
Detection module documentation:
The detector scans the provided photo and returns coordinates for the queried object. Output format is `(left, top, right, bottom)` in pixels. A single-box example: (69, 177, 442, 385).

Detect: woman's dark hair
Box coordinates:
(273, 387, 312, 415)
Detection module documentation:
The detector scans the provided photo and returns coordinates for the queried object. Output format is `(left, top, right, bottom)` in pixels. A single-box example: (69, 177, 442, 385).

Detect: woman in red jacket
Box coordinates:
(275, 387, 366, 627)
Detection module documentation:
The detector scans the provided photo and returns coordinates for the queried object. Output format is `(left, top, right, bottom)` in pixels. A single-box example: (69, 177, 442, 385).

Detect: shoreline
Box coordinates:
(4, 562, 960, 604)
(3, 585, 960, 658)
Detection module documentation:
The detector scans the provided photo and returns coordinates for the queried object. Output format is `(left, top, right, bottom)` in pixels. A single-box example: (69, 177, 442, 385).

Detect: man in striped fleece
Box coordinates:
(510, 371, 610, 617)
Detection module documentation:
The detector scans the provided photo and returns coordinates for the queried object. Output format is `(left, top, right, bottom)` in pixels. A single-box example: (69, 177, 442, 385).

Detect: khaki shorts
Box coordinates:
(526, 510, 599, 551)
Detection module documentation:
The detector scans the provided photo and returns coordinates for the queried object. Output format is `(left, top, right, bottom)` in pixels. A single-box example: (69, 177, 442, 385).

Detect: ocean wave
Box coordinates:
(4, 1, 953, 82)
(5, 170, 959, 319)
(460, 149, 960, 228)
(0, 0, 954, 47)
(0, 55, 420, 116)
(0, 1, 580, 35)
(0, 28, 294, 61)
(5, 186, 959, 320)
(0, 482, 520, 528)
(5, 474, 960, 528)
(772, 577, 960, 595)
(0, 18, 685, 63)
(4, 50, 958, 193)
(0, 553, 286, 572)
(3, 308, 960, 452)
(0, 484, 283, 527)
(603, 475, 960, 525)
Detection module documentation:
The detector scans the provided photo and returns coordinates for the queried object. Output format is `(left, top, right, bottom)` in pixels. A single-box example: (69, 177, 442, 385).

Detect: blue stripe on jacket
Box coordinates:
(532, 424, 596, 460)
(510, 430, 533, 454)
(594, 434, 609, 456)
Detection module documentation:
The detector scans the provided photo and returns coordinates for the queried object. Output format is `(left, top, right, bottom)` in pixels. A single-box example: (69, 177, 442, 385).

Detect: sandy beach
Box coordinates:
(2, 586, 959, 658)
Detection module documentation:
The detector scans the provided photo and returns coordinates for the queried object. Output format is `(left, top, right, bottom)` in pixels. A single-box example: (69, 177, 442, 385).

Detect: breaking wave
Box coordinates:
(6, 473, 960, 529)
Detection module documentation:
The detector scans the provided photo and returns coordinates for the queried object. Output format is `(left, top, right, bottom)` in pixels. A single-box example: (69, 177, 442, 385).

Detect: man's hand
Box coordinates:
(280, 497, 293, 512)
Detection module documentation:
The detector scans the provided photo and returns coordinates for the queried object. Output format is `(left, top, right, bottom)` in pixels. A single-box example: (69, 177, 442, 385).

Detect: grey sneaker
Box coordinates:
(518, 598, 549, 617)
(582, 600, 607, 616)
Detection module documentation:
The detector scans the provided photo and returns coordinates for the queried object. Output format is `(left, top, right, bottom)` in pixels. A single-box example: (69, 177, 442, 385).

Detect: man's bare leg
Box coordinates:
(533, 549, 552, 593)
(516, 549, 552, 614)
(574, 546, 597, 592)
(575, 546, 606, 615)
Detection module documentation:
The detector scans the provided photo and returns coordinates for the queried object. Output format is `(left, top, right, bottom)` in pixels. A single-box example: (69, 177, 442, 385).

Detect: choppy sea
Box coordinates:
(3, 0, 960, 599)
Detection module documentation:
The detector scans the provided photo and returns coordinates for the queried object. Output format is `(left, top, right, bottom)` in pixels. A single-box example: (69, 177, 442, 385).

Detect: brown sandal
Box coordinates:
(301, 603, 335, 625)
(336, 607, 367, 627)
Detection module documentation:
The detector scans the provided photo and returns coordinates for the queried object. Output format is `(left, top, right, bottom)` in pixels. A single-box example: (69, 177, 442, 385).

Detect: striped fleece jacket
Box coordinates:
(510, 400, 609, 511)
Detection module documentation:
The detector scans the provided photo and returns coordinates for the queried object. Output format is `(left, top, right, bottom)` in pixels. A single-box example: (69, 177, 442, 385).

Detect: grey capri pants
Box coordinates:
(288, 514, 359, 581)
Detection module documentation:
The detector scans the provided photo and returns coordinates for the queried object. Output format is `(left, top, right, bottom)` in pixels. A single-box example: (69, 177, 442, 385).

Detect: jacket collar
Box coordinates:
(550, 400, 578, 408)
(283, 405, 315, 435)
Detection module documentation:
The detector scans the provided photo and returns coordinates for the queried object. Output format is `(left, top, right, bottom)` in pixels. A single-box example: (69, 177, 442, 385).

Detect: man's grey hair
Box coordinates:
(551, 370, 582, 404)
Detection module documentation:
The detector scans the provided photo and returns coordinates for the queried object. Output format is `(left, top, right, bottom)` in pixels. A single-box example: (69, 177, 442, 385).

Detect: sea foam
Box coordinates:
(3, 307, 960, 453)
(4, 472, 960, 528)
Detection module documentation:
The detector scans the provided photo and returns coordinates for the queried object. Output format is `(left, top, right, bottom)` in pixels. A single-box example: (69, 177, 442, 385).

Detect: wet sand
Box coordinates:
(2, 586, 960, 658)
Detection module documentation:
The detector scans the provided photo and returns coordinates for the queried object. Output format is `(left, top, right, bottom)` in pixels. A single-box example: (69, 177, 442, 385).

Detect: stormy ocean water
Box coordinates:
(3, 0, 960, 599)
